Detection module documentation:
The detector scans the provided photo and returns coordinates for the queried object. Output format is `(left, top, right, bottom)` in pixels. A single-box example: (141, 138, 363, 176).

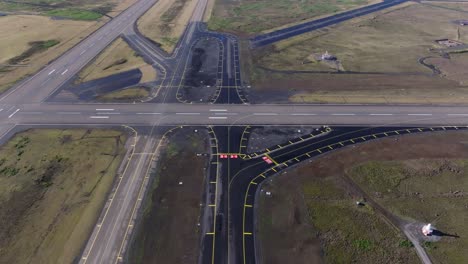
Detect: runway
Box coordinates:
(2, 103, 468, 126)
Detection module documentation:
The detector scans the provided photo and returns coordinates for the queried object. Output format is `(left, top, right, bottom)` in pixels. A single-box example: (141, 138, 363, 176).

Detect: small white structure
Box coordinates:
(422, 224, 434, 236)
(321, 51, 337, 61)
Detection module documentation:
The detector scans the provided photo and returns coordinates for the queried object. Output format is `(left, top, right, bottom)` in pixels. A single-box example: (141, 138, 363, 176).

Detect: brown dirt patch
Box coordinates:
(128, 128, 209, 263)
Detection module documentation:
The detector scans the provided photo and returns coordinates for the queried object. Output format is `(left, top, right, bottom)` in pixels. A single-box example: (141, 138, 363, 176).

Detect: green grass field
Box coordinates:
(350, 159, 468, 263)
(208, 0, 374, 34)
(0, 0, 114, 20)
(0, 128, 127, 263)
(258, 169, 418, 263)
(46, 9, 102, 20)
(247, 2, 468, 104)
(257, 131, 468, 263)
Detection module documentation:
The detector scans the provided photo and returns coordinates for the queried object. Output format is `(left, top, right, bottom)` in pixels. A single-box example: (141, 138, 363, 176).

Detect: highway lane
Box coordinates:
(3, 103, 468, 126)
(0, 0, 159, 104)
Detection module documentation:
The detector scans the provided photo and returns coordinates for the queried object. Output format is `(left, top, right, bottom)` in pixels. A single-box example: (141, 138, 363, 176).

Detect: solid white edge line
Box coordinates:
(20, 112, 43, 114)
(215, 113, 238, 116)
(8, 109, 20, 118)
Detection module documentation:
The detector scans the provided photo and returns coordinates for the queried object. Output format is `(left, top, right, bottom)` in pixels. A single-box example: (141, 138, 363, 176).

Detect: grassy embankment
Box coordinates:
(0, 128, 128, 264)
(247, 2, 468, 104)
(208, 0, 375, 34)
(129, 128, 208, 263)
(97, 87, 150, 101)
(258, 131, 468, 263)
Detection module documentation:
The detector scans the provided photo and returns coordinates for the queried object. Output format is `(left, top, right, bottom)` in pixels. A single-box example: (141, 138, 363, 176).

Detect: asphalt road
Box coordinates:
(0, 0, 465, 263)
(80, 129, 161, 264)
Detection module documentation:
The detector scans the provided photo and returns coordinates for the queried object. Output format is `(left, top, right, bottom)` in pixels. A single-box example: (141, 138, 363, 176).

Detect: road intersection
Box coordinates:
(0, 0, 465, 263)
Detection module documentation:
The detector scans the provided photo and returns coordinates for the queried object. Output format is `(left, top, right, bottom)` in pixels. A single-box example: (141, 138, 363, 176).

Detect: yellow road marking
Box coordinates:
(306, 153, 311, 157)
(250, 181, 257, 185)
(244, 232, 252, 235)
(265, 153, 279, 165)
(317, 149, 322, 154)
(209, 204, 216, 207)
(245, 204, 253, 207)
